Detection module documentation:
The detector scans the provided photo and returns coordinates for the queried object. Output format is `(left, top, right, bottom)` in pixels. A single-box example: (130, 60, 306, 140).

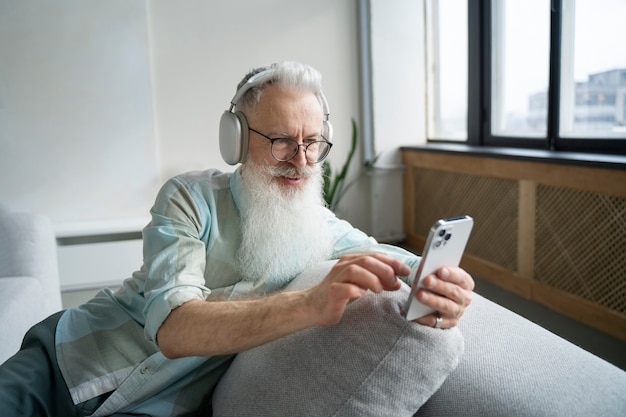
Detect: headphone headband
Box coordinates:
(229, 69, 278, 109)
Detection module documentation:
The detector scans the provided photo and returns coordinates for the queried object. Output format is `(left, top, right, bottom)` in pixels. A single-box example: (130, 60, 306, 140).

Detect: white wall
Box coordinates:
(0, 0, 159, 228)
(0, 0, 361, 229)
(148, 0, 361, 184)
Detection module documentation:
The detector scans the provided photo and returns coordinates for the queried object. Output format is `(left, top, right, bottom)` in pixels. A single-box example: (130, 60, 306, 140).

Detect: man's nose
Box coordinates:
(289, 144, 308, 168)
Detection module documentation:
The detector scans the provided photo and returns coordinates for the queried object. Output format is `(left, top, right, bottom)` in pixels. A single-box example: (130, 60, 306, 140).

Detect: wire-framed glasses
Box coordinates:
(248, 127, 332, 163)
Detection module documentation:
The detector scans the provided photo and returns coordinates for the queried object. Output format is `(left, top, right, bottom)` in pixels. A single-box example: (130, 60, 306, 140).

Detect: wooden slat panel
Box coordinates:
(517, 180, 536, 280)
(402, 149, 626, 342)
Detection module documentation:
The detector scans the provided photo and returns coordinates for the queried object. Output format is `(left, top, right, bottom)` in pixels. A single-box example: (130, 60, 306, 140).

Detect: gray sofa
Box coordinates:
(1, 207, 625, 416)
(213, 261, 626, 417)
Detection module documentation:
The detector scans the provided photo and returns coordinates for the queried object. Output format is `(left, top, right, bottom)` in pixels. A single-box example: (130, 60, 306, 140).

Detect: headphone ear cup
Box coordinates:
(219, 111, 249, 165)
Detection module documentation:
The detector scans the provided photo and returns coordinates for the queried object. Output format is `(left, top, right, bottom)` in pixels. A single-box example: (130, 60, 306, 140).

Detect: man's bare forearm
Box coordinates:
(157, 254, 413, 359)
(157, 289, 316, 358)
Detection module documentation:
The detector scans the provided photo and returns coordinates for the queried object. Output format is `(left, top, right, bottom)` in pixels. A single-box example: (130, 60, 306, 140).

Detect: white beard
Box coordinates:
(236, 160, 334, 292)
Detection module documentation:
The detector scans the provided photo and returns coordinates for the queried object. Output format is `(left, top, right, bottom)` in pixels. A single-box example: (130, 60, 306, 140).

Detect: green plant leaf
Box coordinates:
(322, 160, 334, 208)
(323, 118, 359, 212)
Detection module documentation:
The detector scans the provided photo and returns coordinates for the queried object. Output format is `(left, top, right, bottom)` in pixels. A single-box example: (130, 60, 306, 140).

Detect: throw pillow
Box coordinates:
(212, 260, 464, 417)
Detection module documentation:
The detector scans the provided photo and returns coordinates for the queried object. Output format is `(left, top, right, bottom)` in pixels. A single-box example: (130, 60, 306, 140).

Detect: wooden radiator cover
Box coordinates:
(402, 149, 626, 342)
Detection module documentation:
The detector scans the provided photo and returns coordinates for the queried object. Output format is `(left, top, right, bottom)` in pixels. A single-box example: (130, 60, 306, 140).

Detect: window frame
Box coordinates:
(462, 0, 626, 155)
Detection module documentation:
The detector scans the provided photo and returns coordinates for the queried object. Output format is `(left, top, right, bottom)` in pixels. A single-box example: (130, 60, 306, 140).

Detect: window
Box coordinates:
(491, 0, 550, 138)
(425, 0, 468, 141)
(560, 0, 626, 140)
(426, 0, 626, 154)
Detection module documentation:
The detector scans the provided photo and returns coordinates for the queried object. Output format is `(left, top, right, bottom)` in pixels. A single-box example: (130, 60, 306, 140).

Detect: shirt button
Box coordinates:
(140, 366, 148, 374)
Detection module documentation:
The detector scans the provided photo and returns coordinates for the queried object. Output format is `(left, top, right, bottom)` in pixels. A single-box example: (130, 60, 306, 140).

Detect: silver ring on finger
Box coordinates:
(434, 314, 443, 329)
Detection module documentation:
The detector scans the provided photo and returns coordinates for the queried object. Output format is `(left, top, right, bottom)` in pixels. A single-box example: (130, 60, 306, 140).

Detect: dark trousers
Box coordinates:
(0, 311, 106, 417)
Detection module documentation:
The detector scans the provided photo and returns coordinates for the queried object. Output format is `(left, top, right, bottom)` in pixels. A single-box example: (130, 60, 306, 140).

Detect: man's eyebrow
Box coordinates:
(269, 130, 323, 139)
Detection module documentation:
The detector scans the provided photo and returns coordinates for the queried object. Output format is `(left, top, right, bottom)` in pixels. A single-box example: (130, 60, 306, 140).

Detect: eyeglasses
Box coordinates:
(248, 127, 332, 163)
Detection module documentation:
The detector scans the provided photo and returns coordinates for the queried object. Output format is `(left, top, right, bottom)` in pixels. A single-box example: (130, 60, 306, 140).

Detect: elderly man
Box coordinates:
(0, 61, 474, 416)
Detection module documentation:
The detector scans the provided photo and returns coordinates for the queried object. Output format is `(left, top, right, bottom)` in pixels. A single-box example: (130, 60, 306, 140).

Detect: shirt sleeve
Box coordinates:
(141, 175, 213, 343)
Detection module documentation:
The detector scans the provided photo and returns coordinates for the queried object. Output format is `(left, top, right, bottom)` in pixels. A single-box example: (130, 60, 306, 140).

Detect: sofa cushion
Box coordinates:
(414, 292, 626, 417)
(0, 277, 48, 364)
(212, 260, 464, 417)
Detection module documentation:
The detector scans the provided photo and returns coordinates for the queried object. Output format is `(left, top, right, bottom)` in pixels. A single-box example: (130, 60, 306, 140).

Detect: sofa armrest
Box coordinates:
(415, 293, 626, 417)
(0, 206, 62, 315)
(0, 277, 49, 364)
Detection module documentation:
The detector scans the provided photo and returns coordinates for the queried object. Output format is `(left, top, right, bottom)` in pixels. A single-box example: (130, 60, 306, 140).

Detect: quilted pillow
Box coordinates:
(212, 260, 464, 417)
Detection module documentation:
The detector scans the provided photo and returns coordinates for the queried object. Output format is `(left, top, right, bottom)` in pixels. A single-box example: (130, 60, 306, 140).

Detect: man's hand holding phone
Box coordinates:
(412, 265, 475, 329)
(403, 216, 475, 328)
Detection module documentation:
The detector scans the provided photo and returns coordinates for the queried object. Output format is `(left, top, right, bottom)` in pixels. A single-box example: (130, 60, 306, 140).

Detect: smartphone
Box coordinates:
(403, 216, 474, 321)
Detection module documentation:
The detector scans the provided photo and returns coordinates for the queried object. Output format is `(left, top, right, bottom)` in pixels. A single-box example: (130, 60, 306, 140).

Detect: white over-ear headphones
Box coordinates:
(219, 68, 333, 165)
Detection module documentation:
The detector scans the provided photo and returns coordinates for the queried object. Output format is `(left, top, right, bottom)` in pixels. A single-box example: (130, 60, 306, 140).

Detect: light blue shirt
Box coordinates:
(55, 168, 420, 416)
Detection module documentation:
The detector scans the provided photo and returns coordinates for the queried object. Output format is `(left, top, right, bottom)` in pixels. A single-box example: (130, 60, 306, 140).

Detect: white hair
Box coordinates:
(235, 61, 324, 116)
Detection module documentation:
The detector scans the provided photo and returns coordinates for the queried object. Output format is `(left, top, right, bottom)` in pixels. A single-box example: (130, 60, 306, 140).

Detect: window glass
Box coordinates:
(425, 0, 467, 141)
(491, 0, 550, 137)
(560, 0, 626, 138)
